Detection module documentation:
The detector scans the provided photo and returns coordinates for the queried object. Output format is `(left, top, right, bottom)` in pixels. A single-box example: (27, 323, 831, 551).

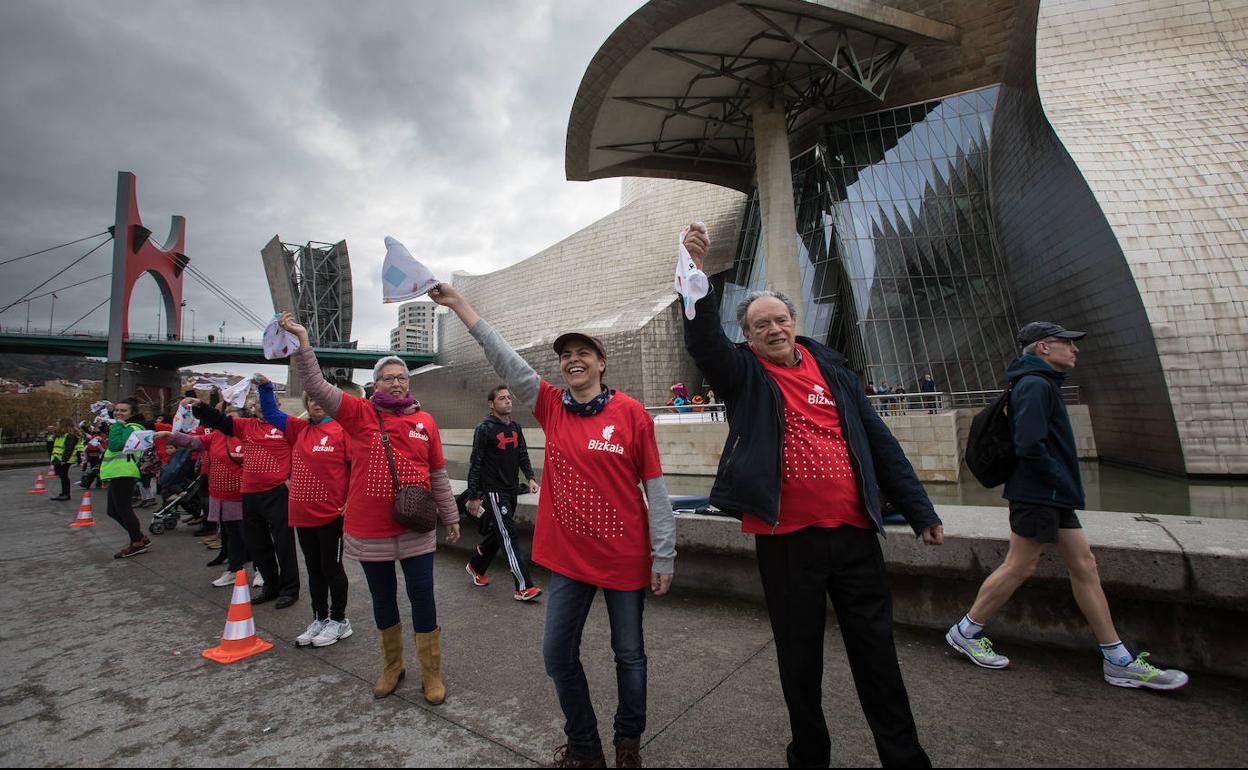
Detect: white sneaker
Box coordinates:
(312, 618, 353, 648)
(295, 619, 327, 648)
(211, 571, 235, 588)
(252, 572, 265, 589)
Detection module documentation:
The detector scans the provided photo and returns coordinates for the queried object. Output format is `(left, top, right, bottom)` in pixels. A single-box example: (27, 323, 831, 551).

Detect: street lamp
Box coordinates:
(190, 308, 196, 340)
(48, 293, 57, 334)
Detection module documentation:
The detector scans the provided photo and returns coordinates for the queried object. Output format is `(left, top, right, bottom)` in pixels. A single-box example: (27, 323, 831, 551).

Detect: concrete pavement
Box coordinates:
(1, 467, 1245, 767)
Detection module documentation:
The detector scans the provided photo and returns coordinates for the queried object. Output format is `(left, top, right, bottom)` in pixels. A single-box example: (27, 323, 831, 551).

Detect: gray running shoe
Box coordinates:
(1103, 652, 1189, 690)
(295, 619, 326, 648)
(945, 624, 1010, 669)
(312, 618, 353, 647)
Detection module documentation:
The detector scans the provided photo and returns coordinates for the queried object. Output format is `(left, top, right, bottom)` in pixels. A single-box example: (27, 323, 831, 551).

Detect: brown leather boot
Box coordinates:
(373, 624, 406, 698)
(615, 737, 641, 768)
(414, 626, 446, 705)
(546, 745, 607, 768)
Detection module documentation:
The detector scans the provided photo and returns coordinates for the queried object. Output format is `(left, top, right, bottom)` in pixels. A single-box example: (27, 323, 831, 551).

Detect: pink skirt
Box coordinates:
(208, 497, 243, 523)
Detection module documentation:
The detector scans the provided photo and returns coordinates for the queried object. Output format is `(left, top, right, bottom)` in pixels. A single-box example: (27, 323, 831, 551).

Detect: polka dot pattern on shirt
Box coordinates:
(546, 445, 624, 540)
(244, 445, 284, 475)
(782, 407, 856, 482)
(209, 460, 241, 494)
(363, 430, 427, 499)
(289, 453, 328, 502)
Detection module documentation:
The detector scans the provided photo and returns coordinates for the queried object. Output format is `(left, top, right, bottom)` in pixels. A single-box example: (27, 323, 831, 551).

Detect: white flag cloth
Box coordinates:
(89, 400, 113, 416)
(123, 430, 155, 456)
(171, 403, 199, 434)
(674, 225, 710, 321)
(381, 236, 439, 304)
(262, 315, 300, 360)
(192, 377, 230, 391)
(219, 378, 252, 409)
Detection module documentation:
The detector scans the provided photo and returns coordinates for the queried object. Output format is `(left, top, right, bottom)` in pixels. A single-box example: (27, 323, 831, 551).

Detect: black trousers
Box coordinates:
(53, 460, 72, 497)
(222, 519, 248, 572)
(105, 477, 143, 543)
(469, 491, 534, 591)
(295, 517, 348, 621)
(242, 485, 298, 599)
(755, 526, 929, 769)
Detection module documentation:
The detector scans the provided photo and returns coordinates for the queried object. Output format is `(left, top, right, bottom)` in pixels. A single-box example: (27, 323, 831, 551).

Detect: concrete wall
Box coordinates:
(444, 483, 1248, 679)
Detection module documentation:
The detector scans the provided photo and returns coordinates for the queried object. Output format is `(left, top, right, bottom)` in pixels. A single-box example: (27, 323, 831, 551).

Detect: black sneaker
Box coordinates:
(252, 590, 279, 605)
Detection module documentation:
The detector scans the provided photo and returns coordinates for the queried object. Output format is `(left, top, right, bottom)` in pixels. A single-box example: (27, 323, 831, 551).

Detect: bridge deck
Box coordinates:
(0, 330, 434, 369)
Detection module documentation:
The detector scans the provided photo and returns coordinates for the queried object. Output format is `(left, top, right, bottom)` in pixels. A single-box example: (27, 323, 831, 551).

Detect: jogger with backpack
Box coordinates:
(951, 322, 1188, 690)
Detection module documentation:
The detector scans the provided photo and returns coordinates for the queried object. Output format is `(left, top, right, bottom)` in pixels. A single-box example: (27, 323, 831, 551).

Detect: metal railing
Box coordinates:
(647, 385, 1082, 422)
(646, 404, 726, 424)
(0, 326, 400, 353)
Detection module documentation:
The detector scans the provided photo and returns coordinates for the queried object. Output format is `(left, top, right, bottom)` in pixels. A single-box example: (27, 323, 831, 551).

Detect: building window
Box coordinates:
(721, 85, 1018, 392)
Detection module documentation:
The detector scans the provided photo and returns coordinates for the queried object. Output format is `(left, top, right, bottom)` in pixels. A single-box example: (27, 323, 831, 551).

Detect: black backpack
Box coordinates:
(964, 374, 1042, 488)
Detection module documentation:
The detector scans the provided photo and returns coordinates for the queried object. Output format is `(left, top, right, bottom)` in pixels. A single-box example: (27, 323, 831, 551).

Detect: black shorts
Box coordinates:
(1008, 502, 1081, 544)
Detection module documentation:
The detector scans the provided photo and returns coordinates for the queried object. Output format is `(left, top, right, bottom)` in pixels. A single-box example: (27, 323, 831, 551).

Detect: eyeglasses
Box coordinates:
(378, 374, 409, 384)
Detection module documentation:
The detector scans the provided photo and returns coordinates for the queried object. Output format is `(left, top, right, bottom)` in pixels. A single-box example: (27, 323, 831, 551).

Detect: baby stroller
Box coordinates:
(149, 449, 202, 535)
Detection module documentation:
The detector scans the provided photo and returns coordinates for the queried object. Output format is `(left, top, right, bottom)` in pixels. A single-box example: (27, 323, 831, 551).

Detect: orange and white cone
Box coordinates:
(69, 491, 95, 527)
(202, 570, 274, 664)
(29, 472, 47, 495)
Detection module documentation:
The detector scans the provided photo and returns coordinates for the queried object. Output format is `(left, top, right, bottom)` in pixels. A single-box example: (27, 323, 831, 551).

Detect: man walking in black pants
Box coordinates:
(681, 223, 943, 768)
(464, 385, 542, 602)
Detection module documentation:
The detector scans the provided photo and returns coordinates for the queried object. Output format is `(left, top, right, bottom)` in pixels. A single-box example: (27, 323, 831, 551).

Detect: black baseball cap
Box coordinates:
(1017, 322, 1087, 348)
(552, 332, 607, 358)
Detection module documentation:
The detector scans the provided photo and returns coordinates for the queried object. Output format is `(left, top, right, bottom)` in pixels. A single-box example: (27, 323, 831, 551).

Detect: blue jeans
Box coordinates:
(542, 571, 647, 759)
(359, 554, 436, 632)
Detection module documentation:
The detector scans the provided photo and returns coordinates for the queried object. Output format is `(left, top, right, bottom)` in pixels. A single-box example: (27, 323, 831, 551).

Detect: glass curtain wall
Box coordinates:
(721, 85, 1020, 393)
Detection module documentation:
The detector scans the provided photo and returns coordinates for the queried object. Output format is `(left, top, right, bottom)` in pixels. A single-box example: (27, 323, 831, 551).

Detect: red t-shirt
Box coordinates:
(202, 430, 244, 503)
(532, 381, 663, 591)
(742, 344, 872, 535)
(333, 394, 446, 539)
(283, 416, 350, 528)
(231, 417, 292, 493)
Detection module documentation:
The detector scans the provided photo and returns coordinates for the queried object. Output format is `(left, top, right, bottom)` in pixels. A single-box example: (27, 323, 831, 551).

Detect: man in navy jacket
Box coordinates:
(681, 223, 942, 769)
(946, 323, 1188, 691)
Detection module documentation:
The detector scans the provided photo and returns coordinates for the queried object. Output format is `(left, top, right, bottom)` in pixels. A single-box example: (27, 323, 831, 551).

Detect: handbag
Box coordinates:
(375, 408, 439, 533)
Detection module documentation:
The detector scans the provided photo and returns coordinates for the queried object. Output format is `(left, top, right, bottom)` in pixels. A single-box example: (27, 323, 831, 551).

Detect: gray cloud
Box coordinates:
(0, 0, 637, 377)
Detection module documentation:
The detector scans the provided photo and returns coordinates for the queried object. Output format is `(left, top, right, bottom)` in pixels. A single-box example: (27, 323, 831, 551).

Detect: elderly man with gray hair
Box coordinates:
(680, 223, 942, 769)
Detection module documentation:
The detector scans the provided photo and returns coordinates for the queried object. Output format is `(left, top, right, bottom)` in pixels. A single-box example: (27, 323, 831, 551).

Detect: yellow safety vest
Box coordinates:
(100, 422, 144, 481)
(51, 434, 82, 463)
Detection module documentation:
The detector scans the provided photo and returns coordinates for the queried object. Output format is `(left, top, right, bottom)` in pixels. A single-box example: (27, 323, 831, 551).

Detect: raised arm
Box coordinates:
(155, 431, 207, 452)
(254, 376, 289, 433)
(278, 311, 344, 418)
(679, 223, 745, 397)
(192, 401, 235, 436)
(429, 283, 541, 411)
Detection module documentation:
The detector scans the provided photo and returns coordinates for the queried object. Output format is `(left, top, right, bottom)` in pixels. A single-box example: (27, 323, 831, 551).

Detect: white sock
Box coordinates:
(1101, 641, 1132, 666)
(957, 614, 985, 639)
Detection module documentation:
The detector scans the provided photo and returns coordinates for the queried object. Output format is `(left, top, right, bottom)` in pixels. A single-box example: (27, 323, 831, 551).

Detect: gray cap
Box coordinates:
(552, 332, 607, 358)
(1017, 321, 1087, 349)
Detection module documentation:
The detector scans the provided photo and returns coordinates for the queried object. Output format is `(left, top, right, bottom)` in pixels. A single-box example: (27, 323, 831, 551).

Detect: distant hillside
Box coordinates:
(0, 354, 105, 385)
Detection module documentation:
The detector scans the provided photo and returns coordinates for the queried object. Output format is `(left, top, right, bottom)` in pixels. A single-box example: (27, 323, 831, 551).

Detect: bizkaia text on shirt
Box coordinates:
(312, 434, 337, 453)
(808, 384, 835, 407)
(408, 422, 429, 442)
(264, 427, 284, 440)
(587, 424, 625, 456)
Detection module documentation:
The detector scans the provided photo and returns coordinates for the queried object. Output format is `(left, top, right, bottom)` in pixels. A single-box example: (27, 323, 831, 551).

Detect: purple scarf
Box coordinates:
(371, 391, 420, 414)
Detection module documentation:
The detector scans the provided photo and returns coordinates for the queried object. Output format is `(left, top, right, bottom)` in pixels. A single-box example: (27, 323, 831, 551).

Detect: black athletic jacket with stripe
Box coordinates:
(466, 414, 536, 500)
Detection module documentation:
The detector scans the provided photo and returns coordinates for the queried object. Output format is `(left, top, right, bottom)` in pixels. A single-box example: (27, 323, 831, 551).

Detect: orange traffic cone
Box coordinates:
(29, 472, 47, 495)
(202, 570, 273, 664)
(69, 491, 95, 527)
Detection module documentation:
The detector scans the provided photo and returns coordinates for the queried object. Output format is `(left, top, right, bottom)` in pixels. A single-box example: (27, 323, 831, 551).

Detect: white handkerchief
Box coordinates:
(263, 315, 300, 360)
(220, 378, 252, 409)
(90, 400, 113, 416)
(192, 377, 230, 391)
(381, 236, 439, 304)
(674, 224, 710, 321)
(172, 403, 199, 434)
(123, 430, 155, 456)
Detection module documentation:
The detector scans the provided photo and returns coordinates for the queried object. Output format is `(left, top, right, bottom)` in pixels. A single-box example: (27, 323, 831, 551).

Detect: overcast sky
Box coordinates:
(0, 0, 638, 378)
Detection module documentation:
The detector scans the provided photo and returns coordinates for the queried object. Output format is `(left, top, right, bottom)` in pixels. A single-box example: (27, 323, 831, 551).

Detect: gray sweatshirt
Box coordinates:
(469, 319, 676, 575)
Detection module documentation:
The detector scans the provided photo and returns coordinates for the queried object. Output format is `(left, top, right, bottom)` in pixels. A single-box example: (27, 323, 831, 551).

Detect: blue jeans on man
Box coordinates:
(542, 571, 647, 759)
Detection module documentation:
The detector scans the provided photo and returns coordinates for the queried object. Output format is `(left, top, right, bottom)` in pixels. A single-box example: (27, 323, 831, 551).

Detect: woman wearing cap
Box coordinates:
(430, 282, 675, 770)
(155, 403, 249, 587)
(253, 373, 355, 650)
(276, 311, 459, 703)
